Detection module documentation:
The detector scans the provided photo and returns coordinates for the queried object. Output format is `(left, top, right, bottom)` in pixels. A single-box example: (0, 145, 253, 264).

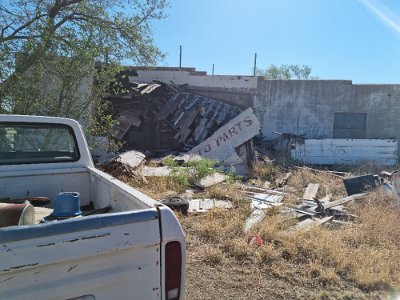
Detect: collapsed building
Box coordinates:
(106, 69, 260, 169)
(106, 67, 400, 167)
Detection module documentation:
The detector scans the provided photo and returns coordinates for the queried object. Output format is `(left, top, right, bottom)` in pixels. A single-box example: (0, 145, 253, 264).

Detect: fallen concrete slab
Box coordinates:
(142, 166, 172, 177)
(118, 150, 146, 169)
(198, 173, 228, 188)
(188, 199, 233, 212)
(292, 216, 333, 231)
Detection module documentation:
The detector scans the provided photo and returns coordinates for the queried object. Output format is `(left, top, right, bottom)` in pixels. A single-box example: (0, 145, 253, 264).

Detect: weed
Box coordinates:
(288, 168, 347, 199)
(183, 158, 217, 180)
(250, 161, 280, 182)
(163, 157, 219, 188)
(162, 155, 180, 168)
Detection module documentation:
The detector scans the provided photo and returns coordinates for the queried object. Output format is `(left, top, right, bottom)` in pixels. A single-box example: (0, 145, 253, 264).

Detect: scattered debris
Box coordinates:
(246, 193, 283, 206)
(392, 172, 400, 198)
(293, 166, 348, 178)
(248, 234, 263, 247)
(276, 172, 292, 187)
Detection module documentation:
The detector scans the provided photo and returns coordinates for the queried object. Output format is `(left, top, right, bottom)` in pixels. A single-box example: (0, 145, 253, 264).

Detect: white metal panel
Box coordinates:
(89, 167, 158, 211)
(0, 168, 91, 206)
(0, 217, 161, 300)
(291, 139, 398, 165)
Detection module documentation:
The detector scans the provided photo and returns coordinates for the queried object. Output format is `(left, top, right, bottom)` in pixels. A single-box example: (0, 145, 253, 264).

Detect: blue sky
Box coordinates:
(150, 0, 400, 83)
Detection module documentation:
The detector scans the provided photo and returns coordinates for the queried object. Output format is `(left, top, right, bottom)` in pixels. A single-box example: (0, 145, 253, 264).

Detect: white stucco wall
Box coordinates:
(130, 70, 258, 90)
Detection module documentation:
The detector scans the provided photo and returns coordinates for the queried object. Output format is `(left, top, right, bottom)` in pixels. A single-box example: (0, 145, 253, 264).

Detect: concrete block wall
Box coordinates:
(255, 79, 400, 141)
(123, 67, 400, 144)
(128, 67, 258, 90)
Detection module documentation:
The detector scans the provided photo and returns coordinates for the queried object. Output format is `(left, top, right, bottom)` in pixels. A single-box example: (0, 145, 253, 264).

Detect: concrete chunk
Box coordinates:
(188, 199, 233, 212)
(118, 150, 146, 169)
(142, 166, 172, 177)
(198, 173, 228, 188)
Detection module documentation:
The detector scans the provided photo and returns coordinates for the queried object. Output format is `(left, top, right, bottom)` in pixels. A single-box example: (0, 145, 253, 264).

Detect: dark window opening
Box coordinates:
(333, 113, 367, 138)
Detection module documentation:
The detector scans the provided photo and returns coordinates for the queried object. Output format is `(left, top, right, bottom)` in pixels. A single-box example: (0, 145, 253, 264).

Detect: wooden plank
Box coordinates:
(244, 209, 266, 232)
(241, 185, 287, 195)
(322, 193, 367, 210)
(245, 194, 283, 203)
(292, 216, 333, 231)
(303, 183, 319, 200)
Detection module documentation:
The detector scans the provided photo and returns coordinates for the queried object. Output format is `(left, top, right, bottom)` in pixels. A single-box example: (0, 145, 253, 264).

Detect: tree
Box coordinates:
(0, 0, 168, 148)
(257, 64, 317, 80)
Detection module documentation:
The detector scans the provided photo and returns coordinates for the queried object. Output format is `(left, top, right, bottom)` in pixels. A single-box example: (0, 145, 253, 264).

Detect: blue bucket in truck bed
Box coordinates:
(53, 192, 82, 217)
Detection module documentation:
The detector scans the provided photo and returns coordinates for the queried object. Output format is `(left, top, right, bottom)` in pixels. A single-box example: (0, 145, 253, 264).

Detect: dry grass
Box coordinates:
(184, 187, 400, 296)
(191, 208, 248, 244)
(265, 189, 400, 291)
(205, 182, 246, 206)
(135, 176, 188, 199)
(287, 168, 347, 199)
(201, 246, 224, 265)
(107, 164, 400, 298)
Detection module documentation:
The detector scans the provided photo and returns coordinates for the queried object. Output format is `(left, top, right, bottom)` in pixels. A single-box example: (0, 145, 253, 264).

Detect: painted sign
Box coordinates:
(189, 107, 260, 162)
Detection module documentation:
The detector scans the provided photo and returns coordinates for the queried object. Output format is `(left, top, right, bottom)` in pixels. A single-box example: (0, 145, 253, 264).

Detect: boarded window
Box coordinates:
(333, 113, 367, 138)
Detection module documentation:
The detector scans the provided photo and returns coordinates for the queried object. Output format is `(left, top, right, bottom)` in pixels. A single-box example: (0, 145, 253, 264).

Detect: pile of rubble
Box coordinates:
(108, 78, 242, 151)
(100, 144, 400, 238)
(97, 75, 400, 236)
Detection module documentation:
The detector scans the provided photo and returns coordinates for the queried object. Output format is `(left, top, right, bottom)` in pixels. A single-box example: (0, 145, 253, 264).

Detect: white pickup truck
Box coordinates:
(0, 115, 186, 300)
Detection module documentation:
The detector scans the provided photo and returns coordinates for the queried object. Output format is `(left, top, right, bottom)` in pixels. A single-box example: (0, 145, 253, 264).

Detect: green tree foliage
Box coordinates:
(257, 64, 317, 80)
(0, 0, 167, 148)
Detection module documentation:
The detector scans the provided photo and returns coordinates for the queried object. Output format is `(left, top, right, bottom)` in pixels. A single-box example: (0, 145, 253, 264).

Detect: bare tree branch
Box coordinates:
(0, 13, 47, 43)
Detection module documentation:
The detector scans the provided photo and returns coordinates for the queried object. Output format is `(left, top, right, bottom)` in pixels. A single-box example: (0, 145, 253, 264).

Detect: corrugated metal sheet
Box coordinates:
(291, 139, 398, 166)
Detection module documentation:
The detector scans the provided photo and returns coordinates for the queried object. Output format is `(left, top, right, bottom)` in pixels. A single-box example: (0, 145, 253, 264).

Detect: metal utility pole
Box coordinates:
(212, 64, 214, 76)
(253, 52, 257, 76)
(179, 45, 182, 68)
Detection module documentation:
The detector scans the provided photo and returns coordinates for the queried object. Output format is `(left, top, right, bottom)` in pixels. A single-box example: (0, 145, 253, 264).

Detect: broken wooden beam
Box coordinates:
(291, 216, 333, 231)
